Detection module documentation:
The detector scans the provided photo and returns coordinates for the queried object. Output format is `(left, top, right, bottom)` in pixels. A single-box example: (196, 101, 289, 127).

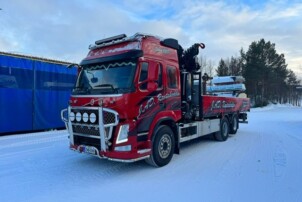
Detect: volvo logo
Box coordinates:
(98, 99, 103, 106)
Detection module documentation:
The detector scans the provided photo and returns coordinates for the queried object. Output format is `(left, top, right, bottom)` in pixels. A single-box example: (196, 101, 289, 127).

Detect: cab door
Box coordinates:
(136, 60, 164, 133)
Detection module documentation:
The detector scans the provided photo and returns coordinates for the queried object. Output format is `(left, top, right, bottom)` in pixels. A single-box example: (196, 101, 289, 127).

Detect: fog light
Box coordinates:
(69, 112, 75, 122)
(115, 145, 131, 152)
(83, 112, 89, 122)
(90, 113, 96, 123)
(76, 112, 81, 122)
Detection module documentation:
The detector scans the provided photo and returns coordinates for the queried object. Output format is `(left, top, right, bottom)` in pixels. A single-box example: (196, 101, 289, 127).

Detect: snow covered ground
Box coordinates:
(1, 105, 302, 202)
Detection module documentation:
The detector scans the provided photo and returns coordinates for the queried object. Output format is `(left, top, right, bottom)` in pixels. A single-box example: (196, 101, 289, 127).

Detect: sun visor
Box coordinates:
(80, 50, 143, 66)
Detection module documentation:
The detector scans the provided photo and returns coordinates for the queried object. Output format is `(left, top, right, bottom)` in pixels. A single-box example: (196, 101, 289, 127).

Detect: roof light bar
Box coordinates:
(95, 34, 127, 45)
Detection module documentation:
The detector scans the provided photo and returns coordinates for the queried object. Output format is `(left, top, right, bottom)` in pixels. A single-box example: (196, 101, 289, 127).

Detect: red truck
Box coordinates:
(61, 33, 250, 167)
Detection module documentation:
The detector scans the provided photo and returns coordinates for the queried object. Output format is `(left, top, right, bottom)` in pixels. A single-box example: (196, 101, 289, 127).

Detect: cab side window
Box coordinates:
(167, 66, 177, 89)
(139, 62, 148, 90)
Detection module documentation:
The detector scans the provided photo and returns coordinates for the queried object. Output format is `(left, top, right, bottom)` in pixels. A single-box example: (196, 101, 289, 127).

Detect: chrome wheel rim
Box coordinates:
(158, 134, 172, 159)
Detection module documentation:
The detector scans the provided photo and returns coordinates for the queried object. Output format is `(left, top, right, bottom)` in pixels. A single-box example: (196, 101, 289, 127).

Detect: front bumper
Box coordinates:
(70, 144, 151, 163)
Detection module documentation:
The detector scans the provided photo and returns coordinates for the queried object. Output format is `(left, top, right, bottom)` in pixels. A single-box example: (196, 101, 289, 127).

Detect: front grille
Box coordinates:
(103, 110, 116, 124)
(72, 125, 99, 136)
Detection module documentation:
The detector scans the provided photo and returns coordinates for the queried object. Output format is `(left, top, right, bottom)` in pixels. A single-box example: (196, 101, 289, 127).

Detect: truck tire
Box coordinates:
(145, 125, 175, 167)
(229, 114, 239, 135)
(214, 117, 229, 141)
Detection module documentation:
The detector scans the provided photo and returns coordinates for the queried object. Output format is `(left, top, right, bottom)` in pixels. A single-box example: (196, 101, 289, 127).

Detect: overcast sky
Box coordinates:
(1, 0, 302, 78)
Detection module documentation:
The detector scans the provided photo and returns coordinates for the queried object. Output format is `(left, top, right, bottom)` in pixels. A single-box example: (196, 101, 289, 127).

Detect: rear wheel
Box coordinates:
(214, 117, 229, 141)
(229, 114, 239, 135)
(145, 125, 175, 167)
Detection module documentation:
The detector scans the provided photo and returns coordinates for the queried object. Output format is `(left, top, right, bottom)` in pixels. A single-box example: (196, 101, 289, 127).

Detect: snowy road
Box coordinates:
(1, 105, 302, 202)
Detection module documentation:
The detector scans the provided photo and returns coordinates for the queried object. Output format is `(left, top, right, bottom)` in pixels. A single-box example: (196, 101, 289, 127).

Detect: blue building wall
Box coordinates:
(0, 53, 77, 134)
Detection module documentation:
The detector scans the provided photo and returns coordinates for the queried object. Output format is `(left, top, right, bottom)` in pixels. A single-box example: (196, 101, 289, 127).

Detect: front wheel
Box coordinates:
(214, 117, 229, 141)
(145, 125, 175, 167)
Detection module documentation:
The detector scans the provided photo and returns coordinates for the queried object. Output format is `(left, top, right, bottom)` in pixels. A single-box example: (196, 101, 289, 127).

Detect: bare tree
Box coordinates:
(199, 55, 207, 74)
(206, 59, 215, 77)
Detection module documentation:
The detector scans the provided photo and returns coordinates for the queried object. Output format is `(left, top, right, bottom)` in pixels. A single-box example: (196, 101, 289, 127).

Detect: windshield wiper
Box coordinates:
(115, 87, 133, 93)
(94, 84, 117, 93)
(73, 86, 91, 94)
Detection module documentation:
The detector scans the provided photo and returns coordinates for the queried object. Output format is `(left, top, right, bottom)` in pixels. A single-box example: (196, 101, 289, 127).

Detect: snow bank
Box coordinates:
(251, 103, 298, 112)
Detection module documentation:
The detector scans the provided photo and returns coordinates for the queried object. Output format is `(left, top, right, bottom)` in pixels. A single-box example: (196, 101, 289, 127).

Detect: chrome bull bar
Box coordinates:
(61, 106, 119, 152)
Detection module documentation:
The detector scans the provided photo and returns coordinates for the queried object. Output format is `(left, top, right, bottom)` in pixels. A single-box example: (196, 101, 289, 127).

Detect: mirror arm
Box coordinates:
(136, 80, 149, 88)
(67, 63, 81, 69)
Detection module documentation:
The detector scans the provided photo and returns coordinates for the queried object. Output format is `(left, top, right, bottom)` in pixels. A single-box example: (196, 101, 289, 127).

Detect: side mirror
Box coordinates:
(148, 64, 159, 81)
(91, 77, 98, 83)
(147, 64, 159, 92)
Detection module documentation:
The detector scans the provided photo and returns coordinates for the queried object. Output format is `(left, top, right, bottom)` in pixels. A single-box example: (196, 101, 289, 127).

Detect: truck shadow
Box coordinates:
(179, 134, 216, 150)
(67, 134, 235, 180)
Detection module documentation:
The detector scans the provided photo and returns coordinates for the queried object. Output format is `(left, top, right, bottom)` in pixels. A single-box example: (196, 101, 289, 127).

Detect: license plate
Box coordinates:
(84, 146, 96, 155)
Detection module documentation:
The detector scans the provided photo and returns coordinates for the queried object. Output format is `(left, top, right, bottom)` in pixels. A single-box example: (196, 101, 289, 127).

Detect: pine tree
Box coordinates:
(229, 56, 242, 76)
(242, 39, 300, 106)
(216, 59, 229, 76)
(212, 39, 301, 107)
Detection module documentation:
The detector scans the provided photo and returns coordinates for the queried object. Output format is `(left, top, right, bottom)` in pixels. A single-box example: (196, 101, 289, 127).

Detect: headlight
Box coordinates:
(116, 124, 129, 144)
(69, 112, 75, 122)
(83, 112, 89, 123)
(90, 113, 96, 123)
(76, 112, 82, 122)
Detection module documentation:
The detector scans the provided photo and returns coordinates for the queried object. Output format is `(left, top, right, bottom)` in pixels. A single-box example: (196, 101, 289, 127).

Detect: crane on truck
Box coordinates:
(61, 33, 250, 167)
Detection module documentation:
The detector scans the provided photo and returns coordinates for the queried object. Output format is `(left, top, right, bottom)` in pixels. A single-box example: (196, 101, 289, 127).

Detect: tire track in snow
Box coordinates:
(273, 144, 287, 179)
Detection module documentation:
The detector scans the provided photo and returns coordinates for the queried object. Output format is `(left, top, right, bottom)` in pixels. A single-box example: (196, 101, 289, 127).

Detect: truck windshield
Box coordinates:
(72, 61, 137, 95)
